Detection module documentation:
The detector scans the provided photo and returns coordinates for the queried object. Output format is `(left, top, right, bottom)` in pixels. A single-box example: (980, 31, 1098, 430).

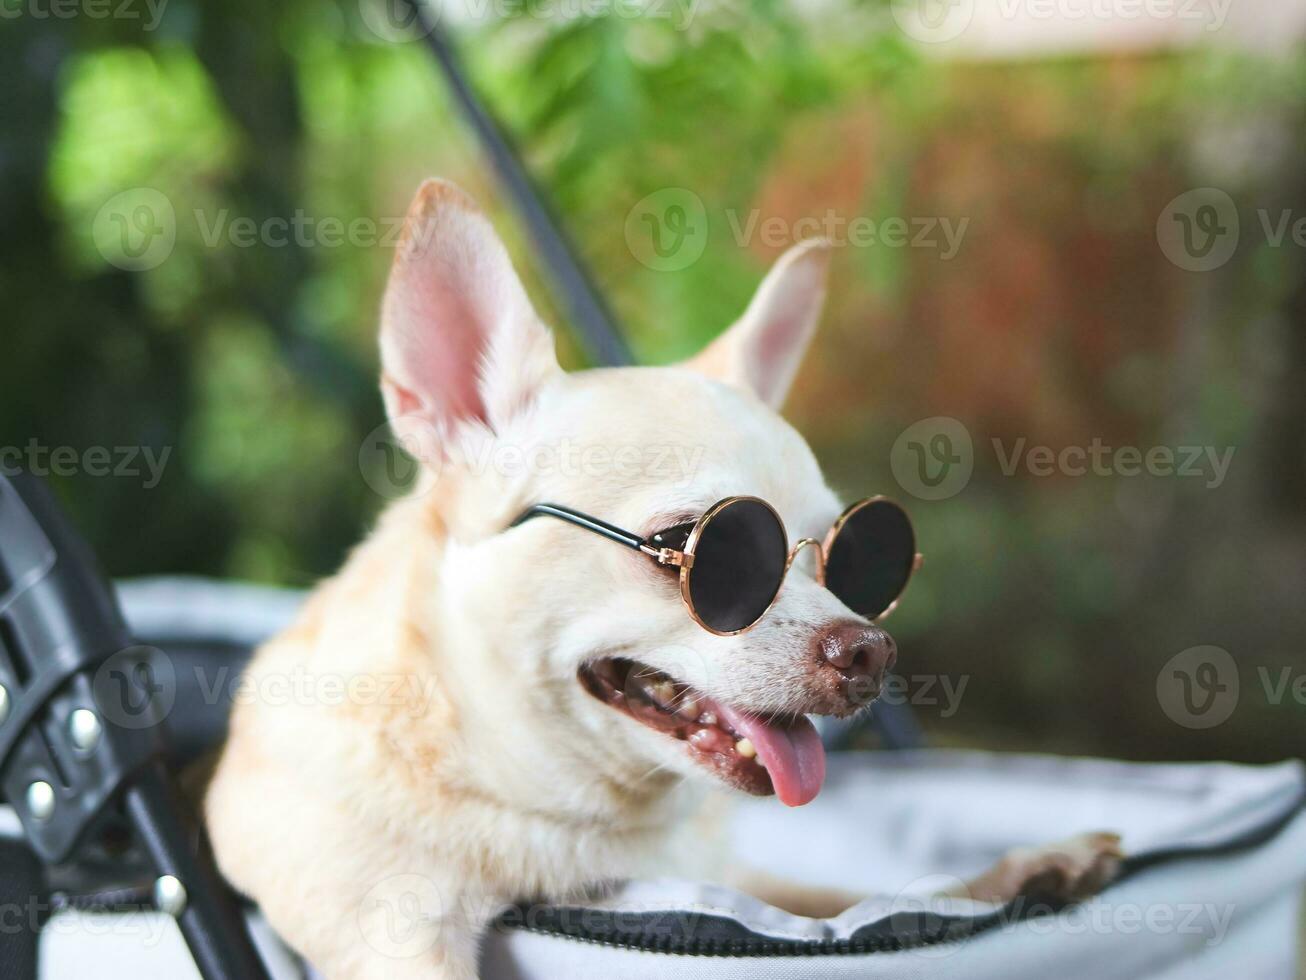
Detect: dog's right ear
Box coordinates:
(379, 179, 560, 455)
(681, 238, 831, 411)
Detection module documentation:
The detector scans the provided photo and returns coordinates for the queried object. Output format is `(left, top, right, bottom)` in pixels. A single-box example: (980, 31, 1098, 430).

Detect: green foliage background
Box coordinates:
(5, 0, 1305, 761)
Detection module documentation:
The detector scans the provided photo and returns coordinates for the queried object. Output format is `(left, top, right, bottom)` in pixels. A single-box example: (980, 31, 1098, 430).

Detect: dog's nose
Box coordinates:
(816, 621, 897, 686)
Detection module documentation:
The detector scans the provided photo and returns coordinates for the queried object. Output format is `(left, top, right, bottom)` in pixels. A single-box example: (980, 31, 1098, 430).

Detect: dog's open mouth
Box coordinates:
(579, 658, 826, 807)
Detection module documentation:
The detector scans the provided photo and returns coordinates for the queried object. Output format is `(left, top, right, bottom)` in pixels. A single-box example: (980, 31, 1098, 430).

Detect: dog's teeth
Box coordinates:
(677, 697, 700, 719)
(698, 711, 718, 727)
(735, 738, 756, 759)
(647, 680, 677, 709)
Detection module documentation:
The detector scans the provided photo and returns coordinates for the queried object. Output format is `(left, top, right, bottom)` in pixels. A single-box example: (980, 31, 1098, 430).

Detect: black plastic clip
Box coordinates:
(0, 473, 164, 863)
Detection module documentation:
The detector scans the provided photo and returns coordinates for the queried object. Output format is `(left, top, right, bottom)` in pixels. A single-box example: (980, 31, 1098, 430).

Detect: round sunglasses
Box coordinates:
(510, 496, 921, 636)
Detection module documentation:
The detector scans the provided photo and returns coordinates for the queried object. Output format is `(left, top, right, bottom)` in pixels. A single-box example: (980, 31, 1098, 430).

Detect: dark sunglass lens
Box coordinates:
(687, 499, 787, 633)
(826, 500, 915, 619)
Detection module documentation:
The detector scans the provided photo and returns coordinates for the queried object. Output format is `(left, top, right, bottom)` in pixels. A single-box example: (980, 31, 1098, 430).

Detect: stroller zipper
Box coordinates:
(498, 781, 1306, 959)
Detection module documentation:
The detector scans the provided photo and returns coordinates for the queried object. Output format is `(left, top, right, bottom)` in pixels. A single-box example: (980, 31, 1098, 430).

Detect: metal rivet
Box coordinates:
(0, 685, 8, 725)
(69, 708, 102, 752)
(26, 781, 54, 822)
(154, 875, 187, 917)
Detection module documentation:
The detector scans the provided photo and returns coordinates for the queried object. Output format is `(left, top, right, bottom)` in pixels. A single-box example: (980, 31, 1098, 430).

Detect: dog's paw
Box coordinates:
(967, 831, 1124, 905)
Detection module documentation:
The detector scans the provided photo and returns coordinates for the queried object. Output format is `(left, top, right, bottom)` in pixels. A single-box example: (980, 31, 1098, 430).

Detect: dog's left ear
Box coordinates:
(682, 239, 831, 410)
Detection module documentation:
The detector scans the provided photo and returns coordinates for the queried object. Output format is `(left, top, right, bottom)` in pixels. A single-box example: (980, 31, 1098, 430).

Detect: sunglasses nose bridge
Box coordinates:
(785, 538, 827, 585)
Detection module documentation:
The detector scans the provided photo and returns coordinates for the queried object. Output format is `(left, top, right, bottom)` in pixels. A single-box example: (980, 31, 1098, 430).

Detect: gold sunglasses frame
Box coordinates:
(639, 495, 924, 637)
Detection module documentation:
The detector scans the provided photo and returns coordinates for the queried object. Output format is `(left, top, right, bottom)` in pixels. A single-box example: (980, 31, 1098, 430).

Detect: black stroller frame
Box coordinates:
(0, 472, 274, 979)
(0, 5, 920, 977)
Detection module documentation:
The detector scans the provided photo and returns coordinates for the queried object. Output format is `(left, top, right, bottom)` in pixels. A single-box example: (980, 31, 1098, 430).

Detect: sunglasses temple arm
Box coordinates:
(509, 503, 648, 552)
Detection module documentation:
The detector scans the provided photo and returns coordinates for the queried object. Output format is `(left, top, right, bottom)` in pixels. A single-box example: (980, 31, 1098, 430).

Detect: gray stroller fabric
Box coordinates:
(116, 576, 305, 647)
(481, 752, 1306, 980)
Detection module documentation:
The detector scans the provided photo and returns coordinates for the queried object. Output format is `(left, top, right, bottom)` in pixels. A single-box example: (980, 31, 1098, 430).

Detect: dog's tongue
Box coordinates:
(716, 703, 826, 807)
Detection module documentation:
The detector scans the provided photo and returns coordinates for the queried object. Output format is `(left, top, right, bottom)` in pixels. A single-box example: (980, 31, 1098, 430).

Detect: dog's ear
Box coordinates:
(683, 239, 831, 409)
(379, 179, 560, 451)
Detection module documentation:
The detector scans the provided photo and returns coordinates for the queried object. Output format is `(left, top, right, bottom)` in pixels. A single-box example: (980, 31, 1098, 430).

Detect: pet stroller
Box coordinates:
(4, 7, 1305, 977)
(3, 474, 1305, 980)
